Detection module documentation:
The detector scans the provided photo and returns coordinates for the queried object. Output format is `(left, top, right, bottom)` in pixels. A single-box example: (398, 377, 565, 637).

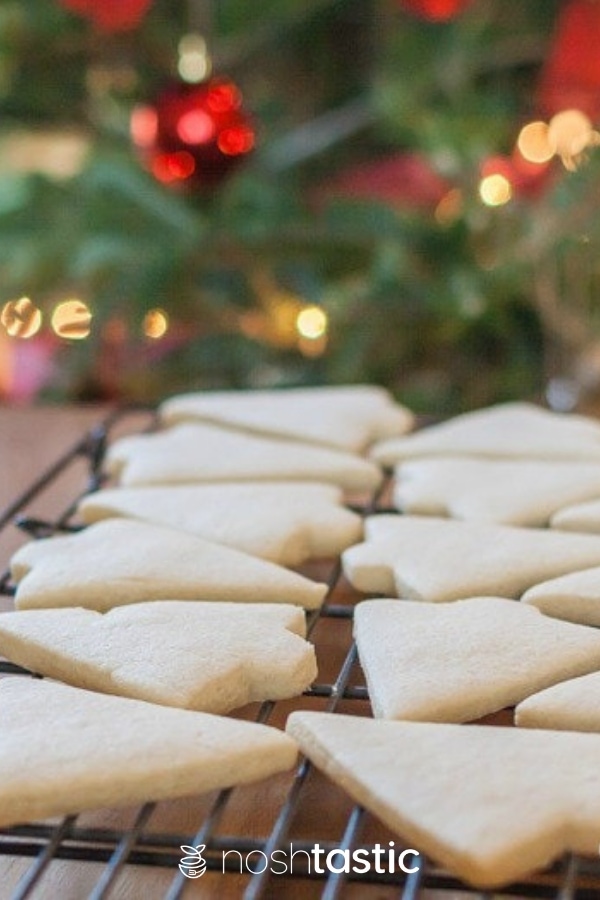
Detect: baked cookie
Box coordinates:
(10, 519, 327, 611)
(353, 598, 600, 722)
(0, 601, 317, 712)
(159, 384, 413, 452)
(515, 672, 600, 732)
(78, 482, 362, 566)
(522, 566, 600, 626)
(0, 677, 297, 828)
(287, 711, 600, 888)
(551, 497, 600, 534)
(106, 423, 382, 492)
(393, 457, 600, 527)
(371, 402, 600, 466)
(342, 515, 600, 602)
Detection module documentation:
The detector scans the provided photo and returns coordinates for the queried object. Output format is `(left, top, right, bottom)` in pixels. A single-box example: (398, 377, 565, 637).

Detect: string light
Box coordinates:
(0, 297, 42, 339)
(548, 109, 594, 170)
(176, 109, 216, 144)
(151, 151, 196, 182)
(517, 121, 553, 164)
(51, 299, 92, 339)
(295, 306, 328, 358)
(479, 173, 512, 207)
(178, 33, 211, 83)
(130, 106, 158, 148)
(296, 306, 328, 340)
(143, 308, 169, 339)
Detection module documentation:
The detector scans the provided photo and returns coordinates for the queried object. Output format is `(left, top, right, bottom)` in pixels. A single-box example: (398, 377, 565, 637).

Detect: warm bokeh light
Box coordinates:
(51, 299, 92, 339)
(0, 297, 42, 339)
(548, 109, 593, 169)
(178, 34, 211, 84)
(176, 109, 216, 145)
(207, 81, 242, 113)
(296, 305, 328, 340)
(143, 308, 169, 339)
(434, 188, 463, 226)
(130, 106, 158, 148)
(151, 151, 196, 182)
(217, 125, 255, 156)
(479, 173, 512, 206)
(517, 121, 553, 164)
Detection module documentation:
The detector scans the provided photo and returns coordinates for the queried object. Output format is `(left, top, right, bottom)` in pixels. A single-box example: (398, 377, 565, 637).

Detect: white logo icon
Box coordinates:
(179, 844, 207, 879)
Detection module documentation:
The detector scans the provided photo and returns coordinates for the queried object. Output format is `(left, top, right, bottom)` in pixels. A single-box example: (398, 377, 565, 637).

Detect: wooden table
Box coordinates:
(0, 405, 391, 900)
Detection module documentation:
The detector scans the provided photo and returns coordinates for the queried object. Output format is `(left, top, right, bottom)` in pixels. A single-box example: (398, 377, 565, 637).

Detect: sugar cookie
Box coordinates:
(11, 519, 327, 611)
(159, 384, 413, 451)
(0, 601, 317, 712)
(0, 677, 297, 828)
(78, 482, 362, 566)
(287, 711, 600, 888)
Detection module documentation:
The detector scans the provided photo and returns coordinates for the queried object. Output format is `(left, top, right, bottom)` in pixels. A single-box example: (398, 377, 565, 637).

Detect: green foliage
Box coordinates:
(0, 0, 595, 412)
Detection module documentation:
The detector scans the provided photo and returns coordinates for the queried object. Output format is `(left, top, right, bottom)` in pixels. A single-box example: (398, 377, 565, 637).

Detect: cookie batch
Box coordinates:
(6, 387, 600, 889)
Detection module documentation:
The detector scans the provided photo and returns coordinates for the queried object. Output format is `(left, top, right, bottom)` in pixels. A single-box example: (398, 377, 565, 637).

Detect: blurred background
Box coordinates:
(1, 0, 600, 415)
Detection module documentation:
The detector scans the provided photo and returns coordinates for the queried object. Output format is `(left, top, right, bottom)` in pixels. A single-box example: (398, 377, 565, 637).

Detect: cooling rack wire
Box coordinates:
(0, 407, 599, 900)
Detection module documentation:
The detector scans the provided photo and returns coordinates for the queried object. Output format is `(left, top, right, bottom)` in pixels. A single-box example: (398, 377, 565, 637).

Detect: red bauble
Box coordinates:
(538, 0, 600, 120)
(58, 0, 152, 32)
(399, 0, 473, 22)
(131, 78, 255, 190)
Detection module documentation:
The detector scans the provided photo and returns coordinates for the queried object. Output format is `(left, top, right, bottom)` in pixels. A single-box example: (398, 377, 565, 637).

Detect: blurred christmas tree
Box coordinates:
(1, 0, 600, 413)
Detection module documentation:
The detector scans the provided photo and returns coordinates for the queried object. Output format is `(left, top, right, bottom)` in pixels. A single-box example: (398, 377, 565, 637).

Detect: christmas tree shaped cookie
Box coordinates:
(371, 401, 600, 466)
(354, 598, 600, 721)
(286, 711, 600, 888)
(106, 423, 382, 491)
(0, 601, 317, 712)
(11, 519, 327, 611)
(552, 497, 600, 533)
(516, 671, 600, 732)
(393, 457, 600, 527)
(0, 677, 297, 828)
(522, 566, 600, 626)
(159, 384, 413, 452)
(342, 515, 600, 602)
(78, 481, 362, 566)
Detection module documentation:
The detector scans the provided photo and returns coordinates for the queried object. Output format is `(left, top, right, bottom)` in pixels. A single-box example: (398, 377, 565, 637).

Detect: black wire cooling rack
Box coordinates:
(2, 407, 600, 900)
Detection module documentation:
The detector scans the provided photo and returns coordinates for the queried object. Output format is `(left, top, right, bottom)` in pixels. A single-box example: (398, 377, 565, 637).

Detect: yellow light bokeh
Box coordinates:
(517, 121, 553, 164)
(0, 297, 42, 339)
(178, 33, 212, 83)
(51, 299, 92, 340)
(143, 308, 169, 339)
(479, 173, 512, 207)
(548, 109, 593, 169)
(296, 305, 328, 340)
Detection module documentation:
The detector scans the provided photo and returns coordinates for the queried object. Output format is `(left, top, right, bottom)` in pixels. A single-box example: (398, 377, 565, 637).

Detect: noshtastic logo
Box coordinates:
(179, 844, 207, 879)
(222, 842, 420, 876)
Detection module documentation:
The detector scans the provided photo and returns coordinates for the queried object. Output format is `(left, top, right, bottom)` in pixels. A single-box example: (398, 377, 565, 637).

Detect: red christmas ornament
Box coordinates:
(538, 0, 600, 120)
(131, 78, 255, 190)
(58, 0, 152, 32)
(399, 0, 473, 22)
